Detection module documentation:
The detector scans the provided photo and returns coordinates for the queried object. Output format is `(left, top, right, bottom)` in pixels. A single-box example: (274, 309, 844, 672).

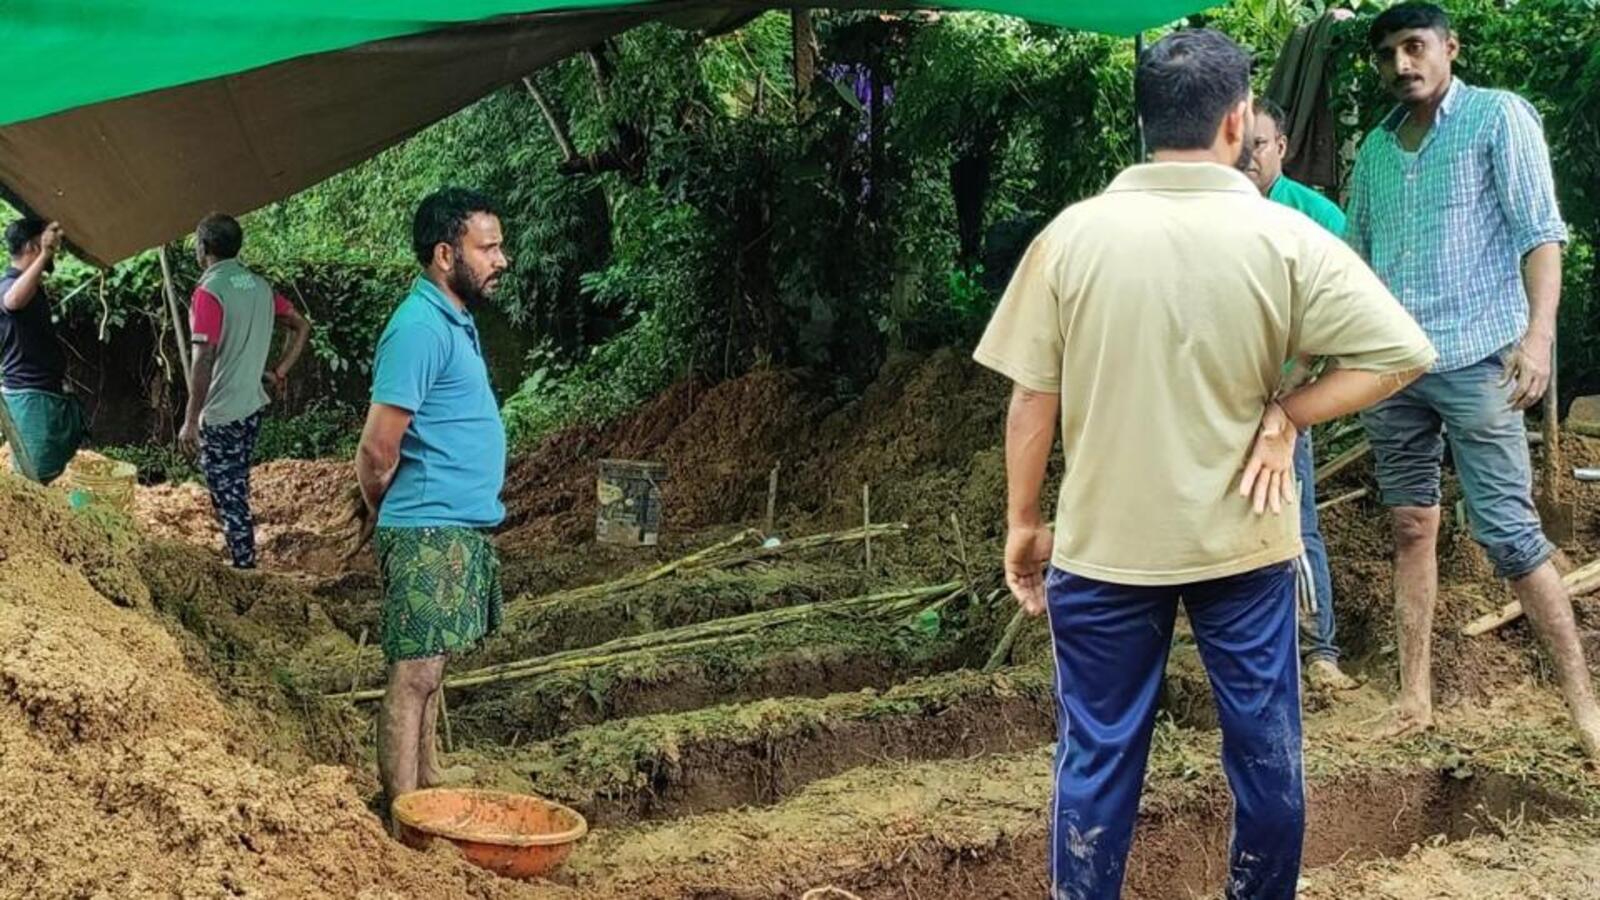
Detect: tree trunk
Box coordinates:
(792, 8, 818, 121)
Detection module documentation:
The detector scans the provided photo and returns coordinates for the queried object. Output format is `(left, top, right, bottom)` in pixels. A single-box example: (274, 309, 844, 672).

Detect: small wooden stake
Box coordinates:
(862, 484, 872, 570)
(347, 626, 369, 697)
(765, 463, 780, 536)
(439, 687, 454, 753)
(950, 511, 972, 584)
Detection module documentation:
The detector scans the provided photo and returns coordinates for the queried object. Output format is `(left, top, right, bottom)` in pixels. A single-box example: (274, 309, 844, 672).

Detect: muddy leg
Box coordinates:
(379, 655, 446, 816)
(1513, 561, 1600, 758)
(417, 686, 442, 787)
(1385, 506, 1439, 738)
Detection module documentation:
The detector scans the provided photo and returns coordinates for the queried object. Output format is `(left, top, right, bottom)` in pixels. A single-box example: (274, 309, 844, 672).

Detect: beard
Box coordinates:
(447, 261, 496, 310)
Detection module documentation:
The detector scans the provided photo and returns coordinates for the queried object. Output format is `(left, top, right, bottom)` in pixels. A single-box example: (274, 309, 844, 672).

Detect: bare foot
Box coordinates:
(1306, 659, 1361, 693)
(1572, 714, 1600, 761)
(1371, 703, 1433, 741)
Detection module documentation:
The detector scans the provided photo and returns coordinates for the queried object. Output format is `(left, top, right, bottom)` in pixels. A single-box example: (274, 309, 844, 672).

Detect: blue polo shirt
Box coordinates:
(371, 276, 506, 528)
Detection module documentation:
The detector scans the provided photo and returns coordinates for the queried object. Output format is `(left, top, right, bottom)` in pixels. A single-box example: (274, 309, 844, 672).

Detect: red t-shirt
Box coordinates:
(190, 288, 293, 345)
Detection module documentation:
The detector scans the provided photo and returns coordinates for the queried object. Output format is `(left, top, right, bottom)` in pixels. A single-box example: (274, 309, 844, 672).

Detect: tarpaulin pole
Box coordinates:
(157, 247, 194, 391)
(1134, 32, 1147, 162)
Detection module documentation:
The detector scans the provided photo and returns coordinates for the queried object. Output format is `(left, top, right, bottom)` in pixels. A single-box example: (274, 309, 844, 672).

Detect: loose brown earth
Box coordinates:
(5, 351, 1600, 898)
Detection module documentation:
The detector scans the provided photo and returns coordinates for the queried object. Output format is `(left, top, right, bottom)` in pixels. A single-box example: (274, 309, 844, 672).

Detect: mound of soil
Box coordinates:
(499, 369, 827, 553)
(0, 474, 552, 899)
(134, 459, 364, 576)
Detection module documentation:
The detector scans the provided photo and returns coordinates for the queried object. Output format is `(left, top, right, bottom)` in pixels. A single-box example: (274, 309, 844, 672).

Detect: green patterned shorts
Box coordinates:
(375, 526, 503, 663)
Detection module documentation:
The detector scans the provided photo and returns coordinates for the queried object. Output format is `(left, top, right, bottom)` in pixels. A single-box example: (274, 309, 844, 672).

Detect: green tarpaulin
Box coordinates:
(0, 1, 1215, 264)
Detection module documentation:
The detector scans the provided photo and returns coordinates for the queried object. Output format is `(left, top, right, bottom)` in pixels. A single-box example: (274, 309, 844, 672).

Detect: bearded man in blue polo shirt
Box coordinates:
(353, 188, 509, 805)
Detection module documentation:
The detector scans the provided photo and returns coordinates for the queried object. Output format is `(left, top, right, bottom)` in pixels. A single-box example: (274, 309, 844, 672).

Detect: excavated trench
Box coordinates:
(825, 768, 1584, 900)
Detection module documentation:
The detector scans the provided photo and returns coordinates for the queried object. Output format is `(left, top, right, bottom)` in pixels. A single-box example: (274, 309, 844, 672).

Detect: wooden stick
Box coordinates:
(347, 626, 368, 698)
(950, 512, 971, 583)
(1463, 557, 1600, 636)
(862, 484, 872, 571)
(1316, 487, 1368, 512)
(439, 687, 454, 753)
(765, 463, 780, 536)
(983, 608, 1029, 673)
(1315, 439, 1371, 486)
(1543, 342, 1562, 494)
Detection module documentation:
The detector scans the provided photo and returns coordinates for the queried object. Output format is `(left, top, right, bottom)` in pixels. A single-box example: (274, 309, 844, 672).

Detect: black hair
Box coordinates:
(1369, 2, 1452, 50)
(195, 212, 244, 260)
(1253, 97, 1289, 136)
(412, 188, 500, 268)
(5, 217, 48, 258)
(1135, 29, 1253, 152)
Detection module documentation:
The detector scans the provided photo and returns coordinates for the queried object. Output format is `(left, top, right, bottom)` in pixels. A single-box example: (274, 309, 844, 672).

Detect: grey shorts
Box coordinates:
(1360, 348, 1553, 580)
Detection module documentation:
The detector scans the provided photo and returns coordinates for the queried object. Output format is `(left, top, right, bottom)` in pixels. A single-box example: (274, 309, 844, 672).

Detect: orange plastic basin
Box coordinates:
(391, 788, 588, 880)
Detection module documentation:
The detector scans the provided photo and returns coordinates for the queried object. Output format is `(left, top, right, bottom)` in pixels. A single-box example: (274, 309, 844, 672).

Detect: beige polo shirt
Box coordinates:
(974, 162, 1435, 586)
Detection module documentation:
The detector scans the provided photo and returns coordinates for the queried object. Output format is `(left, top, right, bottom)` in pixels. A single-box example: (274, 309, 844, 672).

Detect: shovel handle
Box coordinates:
(1543, 340, 1561, 486)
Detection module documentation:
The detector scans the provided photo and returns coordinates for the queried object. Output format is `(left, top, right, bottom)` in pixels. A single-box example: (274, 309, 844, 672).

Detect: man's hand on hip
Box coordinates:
(1004, 524, 1054, 616)
(1502, 329, 1553, 410)
(1240, 402, 1298, 515)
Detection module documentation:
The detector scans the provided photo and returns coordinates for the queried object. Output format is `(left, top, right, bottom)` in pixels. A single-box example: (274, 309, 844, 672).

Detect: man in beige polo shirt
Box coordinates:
(975, 29, 1435, 900)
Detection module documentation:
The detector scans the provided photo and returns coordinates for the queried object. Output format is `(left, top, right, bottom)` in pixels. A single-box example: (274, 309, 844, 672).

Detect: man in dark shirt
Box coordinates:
(1, 217, 84, 483)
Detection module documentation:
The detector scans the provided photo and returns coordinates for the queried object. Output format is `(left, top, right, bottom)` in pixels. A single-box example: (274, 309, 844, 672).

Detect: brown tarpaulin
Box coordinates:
(0, 11, 655, 266)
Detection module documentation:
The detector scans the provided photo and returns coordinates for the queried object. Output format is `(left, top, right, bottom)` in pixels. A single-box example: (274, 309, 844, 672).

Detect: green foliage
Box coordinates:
(22, 0, 1600, 455)
(255, 399, 362, 461)
(501, 311, 688, 447)
(99, 443, 200, 486)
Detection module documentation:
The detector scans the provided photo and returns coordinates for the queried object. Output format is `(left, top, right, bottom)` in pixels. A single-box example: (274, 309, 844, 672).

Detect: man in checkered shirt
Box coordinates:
(1347, 2, 1600, 756)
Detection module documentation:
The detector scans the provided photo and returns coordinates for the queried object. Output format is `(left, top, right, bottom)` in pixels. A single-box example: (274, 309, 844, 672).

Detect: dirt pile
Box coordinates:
(499, 369, 826, 551)
(135, 458, 363, 575)
(497, 351, 1011, 565)
(0, 474, 550, 899)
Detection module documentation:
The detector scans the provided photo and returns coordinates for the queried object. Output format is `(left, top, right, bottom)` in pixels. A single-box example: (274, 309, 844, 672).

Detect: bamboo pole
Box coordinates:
(1315, 439, 1371, 486)
(1463, 556, 1600, 636)
(678, 522, 908, 572)
(509, 523, 907, 624)
(339, 581, 960, 701)
(544, 528, 760, 604)
(1317, 487, 1368, 512)
(983, 608, 1029, 673)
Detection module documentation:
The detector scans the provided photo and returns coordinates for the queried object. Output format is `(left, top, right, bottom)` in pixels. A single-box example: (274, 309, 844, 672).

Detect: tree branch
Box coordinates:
(523, 76, 578, 163)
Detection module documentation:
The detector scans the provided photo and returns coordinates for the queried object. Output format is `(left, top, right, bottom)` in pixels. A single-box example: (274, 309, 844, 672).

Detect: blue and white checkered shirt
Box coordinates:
(1346, 78, 1568, 372)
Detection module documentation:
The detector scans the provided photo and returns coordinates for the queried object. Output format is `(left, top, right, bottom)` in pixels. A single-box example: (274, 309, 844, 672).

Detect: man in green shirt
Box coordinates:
(1247, 98, 1359, 694)
(1248, 99, 1347, 235)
